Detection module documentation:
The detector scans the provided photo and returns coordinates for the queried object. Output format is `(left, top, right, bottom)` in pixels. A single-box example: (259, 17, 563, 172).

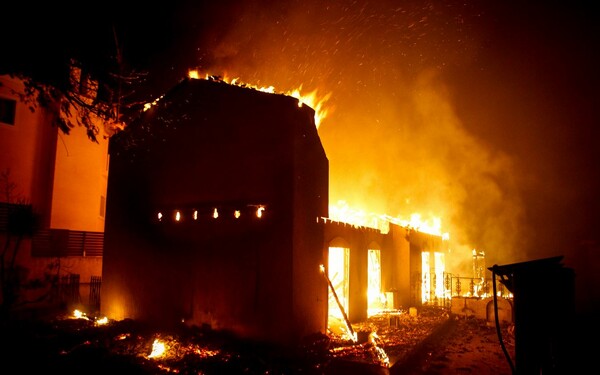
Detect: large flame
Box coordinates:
(328, 199, 448, 237)
(188, 70, 331, 128)
(184, 72, 450, 239)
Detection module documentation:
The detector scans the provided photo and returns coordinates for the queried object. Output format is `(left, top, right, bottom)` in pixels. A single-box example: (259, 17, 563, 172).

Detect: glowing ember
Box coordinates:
(148, 339, 166, 359)
(143, 95, 164, 112)
(71, 310, 110, 326)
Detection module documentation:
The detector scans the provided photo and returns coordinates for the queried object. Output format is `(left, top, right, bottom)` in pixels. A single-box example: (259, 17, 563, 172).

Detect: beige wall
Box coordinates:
(1, 74, 109, 232)
(0, 75, 57, 218)
(1, 74, 106, 311)
(51, 124, 109, 232)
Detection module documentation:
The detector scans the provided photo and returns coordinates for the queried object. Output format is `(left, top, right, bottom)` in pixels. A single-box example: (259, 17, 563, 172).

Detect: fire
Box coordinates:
(327, 200, 449, 238)
(287, 86, 332, 128)
(187, 70, 331, 128)
(321, 261, 357, 343)
(143, 94, 164, 112)
(367, 249, 388, 316)
(422, 251, 447, 304)
(390, 213, 443, 236)
(148, 339, 166, 358)
(326, 200, 454, 305)
(71, 309, 109, 325)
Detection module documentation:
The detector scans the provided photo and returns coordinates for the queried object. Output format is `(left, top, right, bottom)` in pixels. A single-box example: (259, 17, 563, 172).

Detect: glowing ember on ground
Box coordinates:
(148, 339, 166, 358)
(72, 309, 86, 319)
(1, 306, 477, 373)
(71, 309, 110, 326)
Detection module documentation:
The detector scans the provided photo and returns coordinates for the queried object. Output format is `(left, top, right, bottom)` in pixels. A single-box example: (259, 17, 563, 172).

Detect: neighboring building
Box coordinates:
(0, 73, 107, 310)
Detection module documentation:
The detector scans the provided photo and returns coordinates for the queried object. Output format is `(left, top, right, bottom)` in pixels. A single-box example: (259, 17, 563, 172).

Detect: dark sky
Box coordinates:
(6, 1, 600, 284)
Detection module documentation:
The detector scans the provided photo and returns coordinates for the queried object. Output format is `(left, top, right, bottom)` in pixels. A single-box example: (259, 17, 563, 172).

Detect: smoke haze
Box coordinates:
(39, 0, 597, 276)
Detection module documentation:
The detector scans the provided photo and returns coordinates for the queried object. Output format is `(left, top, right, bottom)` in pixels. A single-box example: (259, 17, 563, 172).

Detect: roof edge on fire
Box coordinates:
(108, 76, 322, 158)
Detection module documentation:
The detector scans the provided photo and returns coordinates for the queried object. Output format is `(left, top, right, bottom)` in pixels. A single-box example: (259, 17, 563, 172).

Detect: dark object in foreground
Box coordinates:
(490, 256, 575, 375)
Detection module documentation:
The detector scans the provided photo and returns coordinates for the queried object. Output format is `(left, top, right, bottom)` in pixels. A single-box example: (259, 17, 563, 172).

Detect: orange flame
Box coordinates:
(188, 70, 330, 128)
(327, 199, 449, 238)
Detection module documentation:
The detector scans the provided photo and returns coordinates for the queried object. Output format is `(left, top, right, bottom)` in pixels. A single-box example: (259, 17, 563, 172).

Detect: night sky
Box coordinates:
(5, 1, 600, 295)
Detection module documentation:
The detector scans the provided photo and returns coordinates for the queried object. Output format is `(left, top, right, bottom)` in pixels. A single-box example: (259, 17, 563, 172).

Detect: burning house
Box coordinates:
(102, 77, 329, 344)
(101, 76, 449, 345)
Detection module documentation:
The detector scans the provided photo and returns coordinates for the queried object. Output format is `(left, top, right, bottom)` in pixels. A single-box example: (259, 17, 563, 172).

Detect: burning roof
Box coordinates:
(102, 75, 329, 345)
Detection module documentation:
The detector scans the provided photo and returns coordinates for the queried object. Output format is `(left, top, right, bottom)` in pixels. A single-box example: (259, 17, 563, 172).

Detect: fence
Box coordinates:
(58, 274, 81, 306)
(421, 272, 513, 308)
(447, 274, 512, 299)
(54, 274, 102, 313)
(89, 275, 102, 312)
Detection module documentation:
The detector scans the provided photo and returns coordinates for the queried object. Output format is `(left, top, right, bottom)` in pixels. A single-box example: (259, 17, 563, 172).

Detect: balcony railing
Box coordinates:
(32, 229, 103, 257)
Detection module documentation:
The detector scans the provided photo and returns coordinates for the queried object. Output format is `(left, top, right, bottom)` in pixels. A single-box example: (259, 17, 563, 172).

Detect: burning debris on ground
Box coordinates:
(351, 307, 451, 367)
(0, 306, 490, 375)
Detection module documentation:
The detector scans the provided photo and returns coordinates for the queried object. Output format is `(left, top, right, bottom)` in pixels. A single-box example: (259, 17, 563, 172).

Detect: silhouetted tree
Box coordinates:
(0, 4, 147, 142)
(0, 170, 40, 321)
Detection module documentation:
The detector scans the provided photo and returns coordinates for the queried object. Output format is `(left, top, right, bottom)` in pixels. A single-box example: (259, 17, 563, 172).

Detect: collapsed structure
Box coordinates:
(101, 77, 447, 345)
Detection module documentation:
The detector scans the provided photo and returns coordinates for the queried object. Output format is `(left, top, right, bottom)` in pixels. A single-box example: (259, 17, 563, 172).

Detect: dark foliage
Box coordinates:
(0, 3, 148, 142)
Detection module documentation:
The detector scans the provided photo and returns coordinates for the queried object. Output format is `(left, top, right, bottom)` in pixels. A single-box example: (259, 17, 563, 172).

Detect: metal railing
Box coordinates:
(32, 229, 103, 257)
(54, 274, 102, 313)
(2, 202, 104, 257)
(421, 272, 513, 307)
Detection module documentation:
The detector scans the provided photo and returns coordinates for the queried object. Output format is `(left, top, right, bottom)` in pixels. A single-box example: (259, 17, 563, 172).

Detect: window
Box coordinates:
(100, 195, 106, 218)
(0, 97, 16, 125)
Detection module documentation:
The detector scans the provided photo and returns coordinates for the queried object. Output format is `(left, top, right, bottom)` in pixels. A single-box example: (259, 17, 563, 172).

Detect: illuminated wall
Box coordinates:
(0, 75, 57, 226)
(0, 74, 105, 282)
(50, 125, 109, 232)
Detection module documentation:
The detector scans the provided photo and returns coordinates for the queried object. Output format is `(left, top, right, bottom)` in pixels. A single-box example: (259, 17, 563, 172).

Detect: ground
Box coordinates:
(387, 315, 515, 375)
(0, 306, 515, 374)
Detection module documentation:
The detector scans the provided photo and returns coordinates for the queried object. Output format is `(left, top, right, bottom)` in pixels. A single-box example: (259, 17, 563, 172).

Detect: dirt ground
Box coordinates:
(389, 315, 515, 375)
